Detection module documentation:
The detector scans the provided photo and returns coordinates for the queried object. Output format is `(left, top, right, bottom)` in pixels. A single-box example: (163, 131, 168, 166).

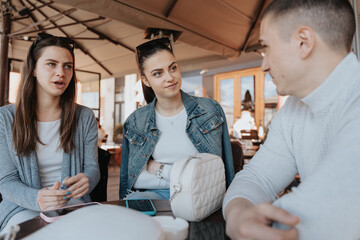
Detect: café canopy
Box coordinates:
(0, 0, 272, 105)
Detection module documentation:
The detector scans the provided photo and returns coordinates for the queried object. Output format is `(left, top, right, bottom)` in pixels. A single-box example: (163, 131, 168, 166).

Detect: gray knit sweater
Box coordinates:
(0, 104, 100, 230)
(223, 53, 360, 239)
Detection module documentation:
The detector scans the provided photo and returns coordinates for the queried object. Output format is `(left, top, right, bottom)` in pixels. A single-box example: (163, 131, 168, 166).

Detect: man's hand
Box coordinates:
(225, 198, 299, 240)
(37, 181, 69, 211)
(62, 173, 90, 199)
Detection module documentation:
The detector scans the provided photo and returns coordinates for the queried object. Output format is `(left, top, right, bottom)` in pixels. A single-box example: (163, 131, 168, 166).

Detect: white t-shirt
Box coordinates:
(133, 108, 198, 189)
(233, 110, 256, 138)
(36, 119, 63, 187)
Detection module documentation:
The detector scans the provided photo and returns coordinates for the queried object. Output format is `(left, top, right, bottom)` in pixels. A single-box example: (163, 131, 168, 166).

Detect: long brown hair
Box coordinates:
(12, 34, 77, 156)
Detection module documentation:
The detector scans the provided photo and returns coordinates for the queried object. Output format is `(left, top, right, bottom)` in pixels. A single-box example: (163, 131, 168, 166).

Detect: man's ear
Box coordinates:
(296, 26, 315, 59)
(141, 75, 150, 87)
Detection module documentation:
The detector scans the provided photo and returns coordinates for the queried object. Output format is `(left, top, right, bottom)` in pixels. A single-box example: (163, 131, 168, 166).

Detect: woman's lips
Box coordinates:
(166, 82, 177, 88)
(52, 81, 66, 89)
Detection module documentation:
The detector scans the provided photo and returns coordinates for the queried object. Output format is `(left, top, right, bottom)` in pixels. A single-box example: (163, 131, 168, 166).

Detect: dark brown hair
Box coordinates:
(136, 38, 174, 104)
(262, 0, 355, 52)
(12, 33, 77, 156)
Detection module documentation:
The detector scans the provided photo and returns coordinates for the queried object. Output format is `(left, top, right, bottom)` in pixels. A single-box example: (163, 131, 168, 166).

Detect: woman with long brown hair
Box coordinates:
(119, 38, 234, 200)
(0, 33, 100, 233)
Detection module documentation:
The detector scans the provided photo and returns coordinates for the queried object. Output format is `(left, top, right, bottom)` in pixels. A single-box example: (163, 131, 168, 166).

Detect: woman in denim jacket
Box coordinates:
(119, 38, 234, 200)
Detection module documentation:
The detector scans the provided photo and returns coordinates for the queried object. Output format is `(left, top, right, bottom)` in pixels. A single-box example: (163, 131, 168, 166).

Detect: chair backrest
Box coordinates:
(101, 134, 108, 143)
(240, 129, 258, 140)
(89, 147, 111, 202)
(230, 139, 244, 173)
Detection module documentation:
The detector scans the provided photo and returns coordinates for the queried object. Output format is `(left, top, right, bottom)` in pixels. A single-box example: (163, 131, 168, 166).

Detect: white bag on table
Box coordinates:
(169, 153, 226, 222)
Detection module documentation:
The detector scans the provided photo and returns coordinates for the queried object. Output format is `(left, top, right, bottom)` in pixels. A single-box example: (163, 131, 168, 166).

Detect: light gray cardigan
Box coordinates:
(0, 104, 100, 230)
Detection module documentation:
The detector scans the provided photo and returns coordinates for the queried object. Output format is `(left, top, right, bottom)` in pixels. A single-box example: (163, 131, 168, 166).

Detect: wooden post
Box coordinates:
(0, 12, 11, 106)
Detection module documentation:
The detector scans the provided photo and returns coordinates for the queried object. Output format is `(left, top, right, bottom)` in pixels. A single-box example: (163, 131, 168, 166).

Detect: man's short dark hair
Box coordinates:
(262, 0, 355, 52)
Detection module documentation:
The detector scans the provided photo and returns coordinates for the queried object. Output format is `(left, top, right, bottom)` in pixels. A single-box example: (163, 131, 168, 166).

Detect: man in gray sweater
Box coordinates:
(224, 0, 360, 239)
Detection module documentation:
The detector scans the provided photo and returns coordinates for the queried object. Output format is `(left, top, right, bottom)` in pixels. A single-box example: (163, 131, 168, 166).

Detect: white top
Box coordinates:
(223, 53, 360, 240)
(233, 110, 256, 138)
(134, 108, 198, 189)
(36, 119, 63, 187)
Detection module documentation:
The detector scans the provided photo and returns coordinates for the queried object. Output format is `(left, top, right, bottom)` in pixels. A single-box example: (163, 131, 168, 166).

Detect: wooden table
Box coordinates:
(243, 145, 259, 159)
(15, 200, 229, 240)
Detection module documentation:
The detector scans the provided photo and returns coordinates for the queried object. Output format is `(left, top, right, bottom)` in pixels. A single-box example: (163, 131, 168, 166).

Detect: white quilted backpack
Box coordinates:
(169, 153, 226, 222)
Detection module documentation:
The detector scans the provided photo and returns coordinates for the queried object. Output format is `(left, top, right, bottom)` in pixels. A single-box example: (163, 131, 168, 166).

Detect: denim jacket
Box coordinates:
(119, 91, 234, 199)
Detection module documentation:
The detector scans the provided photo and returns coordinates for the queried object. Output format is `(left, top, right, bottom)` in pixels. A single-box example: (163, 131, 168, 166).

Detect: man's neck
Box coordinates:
(296, 49, 348, 99)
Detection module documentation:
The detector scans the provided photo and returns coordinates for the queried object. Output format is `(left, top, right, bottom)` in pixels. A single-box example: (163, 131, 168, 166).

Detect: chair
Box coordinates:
(108, 147, 122, 170)
(101, 134, 108, 143)
(283, 175, 301, 194)
(89, 147, 111, 202)
(240, 129, 259, 140)
(230, 139, 244, 173)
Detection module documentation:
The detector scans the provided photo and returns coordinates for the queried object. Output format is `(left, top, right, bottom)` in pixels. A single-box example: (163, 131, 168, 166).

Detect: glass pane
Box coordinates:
(115, 92, 124, 102)
(264, 73, 277, 100)
(264, 73, 278, 127)
(115, 103, 121, 125)
(181, 75, 203, 97)
(81, 81, 100, 109)
(240, 75, 255, 111)
(220, 78, 234, 130)
(81, 92, 99, 109)
(92, 109, 99, 118)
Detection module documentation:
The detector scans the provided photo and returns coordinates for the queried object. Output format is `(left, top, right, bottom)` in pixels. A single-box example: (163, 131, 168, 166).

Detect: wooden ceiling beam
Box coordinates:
(164, 0, 177, 18)
(241, 0, 266, 52)
(11, 17, 104, 36)
(18, 0, 42, 31)
(8, 8, 76, 37)
(217, 0, 253, 22)
(24, 0, 112, 75)
(37, 0, 134, 53)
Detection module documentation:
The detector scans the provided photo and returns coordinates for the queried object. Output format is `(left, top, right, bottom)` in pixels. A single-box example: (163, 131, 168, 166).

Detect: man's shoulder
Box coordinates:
(268, 96, 308, 130)
(277, 96, 305, 115)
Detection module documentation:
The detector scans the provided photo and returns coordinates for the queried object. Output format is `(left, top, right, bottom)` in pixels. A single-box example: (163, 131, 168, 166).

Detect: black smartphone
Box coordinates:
(125, 199, 156, 216)
(188, 221, 229, 240)
(40, 202, 101, 222)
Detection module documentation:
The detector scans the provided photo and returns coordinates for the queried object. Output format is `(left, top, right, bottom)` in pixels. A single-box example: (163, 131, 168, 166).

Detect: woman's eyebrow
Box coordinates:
(150, 62, 177, 73)
(168, 62, 176, 68)
(44, 59, 74, 65)
(151, 68, 163, 74)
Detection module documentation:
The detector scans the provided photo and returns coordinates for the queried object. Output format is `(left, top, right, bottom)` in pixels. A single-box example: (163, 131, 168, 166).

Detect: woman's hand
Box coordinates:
(37, 182, 69, 211)
(62, 173, 90, 199)
(146, 159, 161, 175)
